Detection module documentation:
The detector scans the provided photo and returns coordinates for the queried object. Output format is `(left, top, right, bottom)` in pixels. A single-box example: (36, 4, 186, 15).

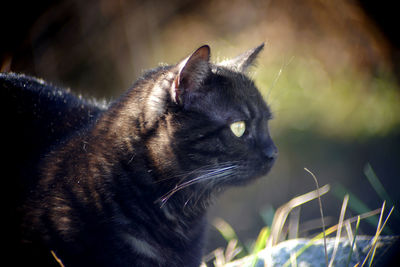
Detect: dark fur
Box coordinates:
(2, 44, 277, 266)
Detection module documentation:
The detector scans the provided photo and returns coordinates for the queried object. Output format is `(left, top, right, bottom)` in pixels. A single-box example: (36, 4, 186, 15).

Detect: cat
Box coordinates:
(2, 44, 277, 267)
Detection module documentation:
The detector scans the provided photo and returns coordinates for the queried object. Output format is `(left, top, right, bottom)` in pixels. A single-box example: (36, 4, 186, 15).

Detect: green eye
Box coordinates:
(230, 121, 246, 137)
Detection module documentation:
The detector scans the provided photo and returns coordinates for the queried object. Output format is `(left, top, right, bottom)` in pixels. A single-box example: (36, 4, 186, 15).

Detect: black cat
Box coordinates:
(2, 44, 277, 267)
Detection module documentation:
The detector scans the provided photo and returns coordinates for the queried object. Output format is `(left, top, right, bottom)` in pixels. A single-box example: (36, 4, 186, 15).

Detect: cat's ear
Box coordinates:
(172, 45, 211, 104)
(219, 43, 264, 73)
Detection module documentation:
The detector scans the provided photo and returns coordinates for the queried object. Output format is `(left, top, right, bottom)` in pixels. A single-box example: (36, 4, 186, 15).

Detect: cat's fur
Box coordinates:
(2, 44, 277, 267)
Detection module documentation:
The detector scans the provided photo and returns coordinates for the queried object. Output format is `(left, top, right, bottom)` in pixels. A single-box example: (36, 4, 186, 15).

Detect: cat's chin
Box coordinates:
(254, 159, 276, 179)
(260, 158, 276, 175)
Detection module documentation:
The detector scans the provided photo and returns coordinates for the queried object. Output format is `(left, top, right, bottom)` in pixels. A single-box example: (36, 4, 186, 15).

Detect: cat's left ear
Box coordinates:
(172, 45, 211, 104)
(219, 43, 264, 73)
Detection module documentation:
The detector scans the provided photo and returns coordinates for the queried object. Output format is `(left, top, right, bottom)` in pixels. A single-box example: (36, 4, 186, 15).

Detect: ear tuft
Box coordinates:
(172, 45, 211, 104)
(219, 43, 265, 73)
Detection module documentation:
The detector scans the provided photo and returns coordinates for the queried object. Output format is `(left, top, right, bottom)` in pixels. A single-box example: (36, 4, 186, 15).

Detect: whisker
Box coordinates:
(161, 166, 236, 200)
(157, 164, 239, 207)
(182, 166, 237, 209)
(190, 169, 239, 209)
(266, 55, 294, 104)
(154, 161, 241, 183)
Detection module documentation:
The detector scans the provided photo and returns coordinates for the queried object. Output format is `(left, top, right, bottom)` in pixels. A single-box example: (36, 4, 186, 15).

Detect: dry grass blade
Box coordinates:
(288, 206, 301, 239)
(345, 221, 354, 251)
(361, 201, 385, 267)
(213, 217, 239, 243)
(213, 248, 226, 267)
(290, 252, 298, 267)
(212, 217, 246, 262)
(225, 239, 242, 263)
(329, 194, 349, 267)
(283, 208, 382, 267)
(361, 202, 394, 267)
(304, 168, 328, 267)
(346, 216, 361, 267)
(50, 250, 65, 267)
(250, 226, 270, 267)
(267, 184, 330, 247)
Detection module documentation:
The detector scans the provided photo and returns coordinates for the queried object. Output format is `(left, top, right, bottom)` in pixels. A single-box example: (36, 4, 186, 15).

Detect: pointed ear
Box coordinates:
(172, 45, 211, 104)
(219, 43, 264, 72)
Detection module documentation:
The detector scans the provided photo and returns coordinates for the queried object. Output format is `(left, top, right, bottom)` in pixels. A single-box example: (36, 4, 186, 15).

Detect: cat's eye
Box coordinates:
(230, 121, 246, 137)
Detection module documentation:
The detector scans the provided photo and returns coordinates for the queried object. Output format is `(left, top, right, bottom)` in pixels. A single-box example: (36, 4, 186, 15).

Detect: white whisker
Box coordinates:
(266, 55, 294, 102)
(158, 164, 239, 207)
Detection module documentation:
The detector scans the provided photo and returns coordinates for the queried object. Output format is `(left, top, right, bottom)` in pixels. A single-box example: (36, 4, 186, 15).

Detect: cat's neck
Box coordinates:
(80, 66, 212, 220)
(91, 66, 174, 143)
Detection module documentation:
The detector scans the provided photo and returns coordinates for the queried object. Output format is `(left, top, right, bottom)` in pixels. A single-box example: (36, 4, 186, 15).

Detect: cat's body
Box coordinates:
(2, 44, 277, 266)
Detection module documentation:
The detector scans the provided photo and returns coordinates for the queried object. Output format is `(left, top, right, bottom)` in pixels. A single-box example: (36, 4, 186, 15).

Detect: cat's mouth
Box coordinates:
(230, 156, 275, 180)
(219, 157, 275, 187)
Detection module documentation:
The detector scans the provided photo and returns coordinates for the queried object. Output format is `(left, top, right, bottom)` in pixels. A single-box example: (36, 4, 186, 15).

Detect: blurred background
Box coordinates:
(2, 0, 399, 255)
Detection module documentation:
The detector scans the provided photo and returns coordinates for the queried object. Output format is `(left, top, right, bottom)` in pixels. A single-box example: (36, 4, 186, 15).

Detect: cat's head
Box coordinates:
(139, 44, 277, 203)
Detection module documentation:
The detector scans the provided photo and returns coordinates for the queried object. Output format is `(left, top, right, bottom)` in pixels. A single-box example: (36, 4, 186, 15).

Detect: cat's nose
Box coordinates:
(263, 143, 278, 161)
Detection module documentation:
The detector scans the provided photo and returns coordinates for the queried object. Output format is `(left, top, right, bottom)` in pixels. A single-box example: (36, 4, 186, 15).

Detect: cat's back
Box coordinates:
(1, 72, 106, 202)
(1, 72, 109, 265)
(2, 72, 106, 140)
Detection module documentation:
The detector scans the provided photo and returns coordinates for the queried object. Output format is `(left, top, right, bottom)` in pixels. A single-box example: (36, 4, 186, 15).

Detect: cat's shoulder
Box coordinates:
(1, 72, 51, 89)
(1, 72, 65, 101)
(1, 72, 108, 112)
(2, 72, 107, 152)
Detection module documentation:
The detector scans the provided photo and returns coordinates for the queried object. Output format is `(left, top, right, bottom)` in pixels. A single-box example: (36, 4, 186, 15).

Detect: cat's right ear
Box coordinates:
(171, 45, 211, 105)
(219, 43, 264, 73)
